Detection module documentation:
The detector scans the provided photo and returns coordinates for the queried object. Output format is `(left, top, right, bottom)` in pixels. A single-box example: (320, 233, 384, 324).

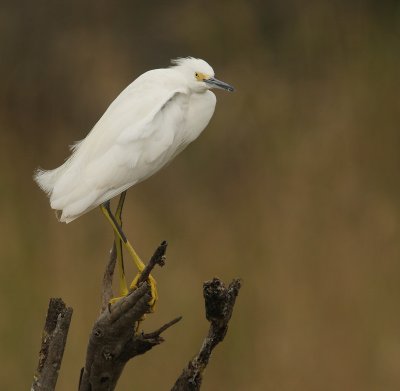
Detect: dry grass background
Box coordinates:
(1, 1, 400, 390)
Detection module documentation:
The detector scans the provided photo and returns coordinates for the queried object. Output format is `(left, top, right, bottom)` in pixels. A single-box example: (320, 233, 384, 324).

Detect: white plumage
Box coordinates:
(34, 57, 234, 223)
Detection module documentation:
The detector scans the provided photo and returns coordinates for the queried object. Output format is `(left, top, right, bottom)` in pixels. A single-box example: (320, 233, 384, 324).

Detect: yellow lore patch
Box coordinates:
(195, 72, 208, 81)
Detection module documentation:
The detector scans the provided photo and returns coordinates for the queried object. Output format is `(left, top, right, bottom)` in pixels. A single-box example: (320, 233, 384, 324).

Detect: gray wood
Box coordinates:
(171, 278, 242, 391)
(31, 298, 73, 391)
(31, 237, 241, 391)
(79, 240, 179, 390)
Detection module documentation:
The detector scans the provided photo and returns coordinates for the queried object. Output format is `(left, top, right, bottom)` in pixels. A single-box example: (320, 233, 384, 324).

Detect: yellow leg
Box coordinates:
(100, 200, 158, 308)
(100, 202, 144, 270)
(114, 192, 129, 297)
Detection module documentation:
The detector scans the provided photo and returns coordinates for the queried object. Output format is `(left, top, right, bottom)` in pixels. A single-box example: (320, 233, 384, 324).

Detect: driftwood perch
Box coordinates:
(79, 281, 181, 390)
(31, 298, 73, 391)
(79, 240, 178, 390)
(32, 239, 242, 390)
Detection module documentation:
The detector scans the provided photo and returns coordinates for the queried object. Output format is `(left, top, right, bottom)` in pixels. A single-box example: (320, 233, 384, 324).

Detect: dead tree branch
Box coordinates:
(137, 240, 167, 284)
(31, 298, 73, 391)
(101, 242, 118, 312)
(32, 236, 242, 391)
(79, 240, 181, 391)
(171, 278, 242, 391)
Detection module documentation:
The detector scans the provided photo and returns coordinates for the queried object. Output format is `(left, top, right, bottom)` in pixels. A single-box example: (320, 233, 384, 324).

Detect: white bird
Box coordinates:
(34, 57, 234, 306)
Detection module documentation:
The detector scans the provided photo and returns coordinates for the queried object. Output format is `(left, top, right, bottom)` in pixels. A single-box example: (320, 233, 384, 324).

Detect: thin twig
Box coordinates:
(143, 316, 182, 339)
(137, 240, 168, 285)
(101, 242, 118, 312)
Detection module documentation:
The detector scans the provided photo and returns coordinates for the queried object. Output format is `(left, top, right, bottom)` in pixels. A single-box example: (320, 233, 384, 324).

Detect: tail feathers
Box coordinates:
(34, 164, 92, 223)
(34, 163, 133, 224)
(53, 189, 100, 223)
(59, 208, 91, 224)
(34, 167, 64, 195)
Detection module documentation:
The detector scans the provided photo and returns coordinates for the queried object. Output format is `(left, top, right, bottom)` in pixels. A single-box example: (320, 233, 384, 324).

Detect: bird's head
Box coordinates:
(171, 57, 235, 93)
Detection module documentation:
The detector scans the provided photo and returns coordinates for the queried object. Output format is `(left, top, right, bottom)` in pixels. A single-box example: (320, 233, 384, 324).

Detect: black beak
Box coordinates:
(204, 77, 235, 92)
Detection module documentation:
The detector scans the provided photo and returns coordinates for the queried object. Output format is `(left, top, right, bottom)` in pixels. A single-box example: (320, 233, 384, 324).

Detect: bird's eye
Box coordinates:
(195, 72, 199, 78)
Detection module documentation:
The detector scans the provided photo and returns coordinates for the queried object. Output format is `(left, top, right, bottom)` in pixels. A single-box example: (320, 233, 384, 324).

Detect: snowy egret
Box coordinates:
(34, 57, 234, 308)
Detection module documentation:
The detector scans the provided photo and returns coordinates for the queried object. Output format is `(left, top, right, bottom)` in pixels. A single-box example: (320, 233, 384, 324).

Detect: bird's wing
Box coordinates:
(73, 70, 187, 162)
(81, 88, 189, 192)
(50, 71, 189, 219)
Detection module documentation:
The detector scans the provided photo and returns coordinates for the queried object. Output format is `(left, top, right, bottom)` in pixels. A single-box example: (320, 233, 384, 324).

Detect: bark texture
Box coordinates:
(171, 278, 242, 391)
(32, 241, 242, 391)
(31, 298, 73, 391)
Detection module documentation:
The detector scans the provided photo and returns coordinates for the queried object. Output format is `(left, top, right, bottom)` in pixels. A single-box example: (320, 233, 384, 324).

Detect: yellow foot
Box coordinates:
(129, 273, 158, 311)
(109, 274, 158, 311)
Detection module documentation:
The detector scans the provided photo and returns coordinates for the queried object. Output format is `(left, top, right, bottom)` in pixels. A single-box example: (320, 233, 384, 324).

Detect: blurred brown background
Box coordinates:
(1, 1, 400, 390)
